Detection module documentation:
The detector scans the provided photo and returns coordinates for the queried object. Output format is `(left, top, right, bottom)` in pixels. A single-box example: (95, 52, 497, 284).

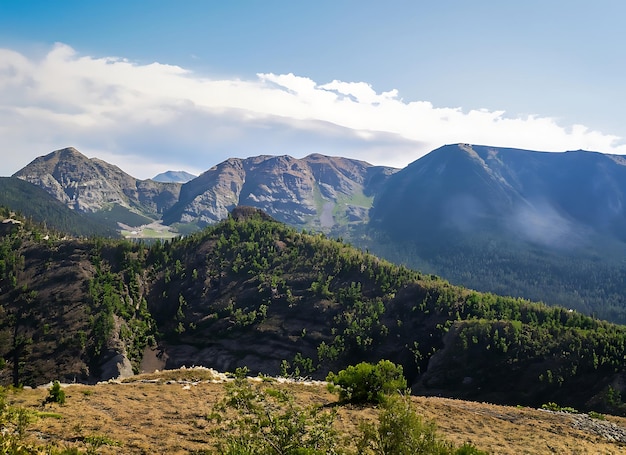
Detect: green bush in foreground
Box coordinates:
(210, 368, 485, 455)
(47, 381, 66, 405)
(0, 386, 87, 454)
(358, 394, 487, 455)
(326, 360, 407, 404)
(211, 368, 340, 455)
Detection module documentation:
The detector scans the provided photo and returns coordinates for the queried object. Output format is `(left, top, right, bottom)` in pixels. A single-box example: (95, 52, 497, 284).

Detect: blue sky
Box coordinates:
(1, 1, 625, 178)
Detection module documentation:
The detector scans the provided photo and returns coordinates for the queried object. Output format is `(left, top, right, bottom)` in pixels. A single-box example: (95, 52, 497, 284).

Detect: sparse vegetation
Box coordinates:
(541, 402, 578, 414)
(0, 370, 623, 453)
(2, 207, 626, 416)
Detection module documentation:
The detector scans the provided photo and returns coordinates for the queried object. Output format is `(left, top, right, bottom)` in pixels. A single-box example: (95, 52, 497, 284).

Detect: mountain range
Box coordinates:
(6, 144, 626, 323)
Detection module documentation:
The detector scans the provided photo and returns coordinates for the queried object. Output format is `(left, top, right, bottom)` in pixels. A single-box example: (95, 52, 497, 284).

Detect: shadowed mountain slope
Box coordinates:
(0, 177, 117, 237)
(371, 144, 626, 245)
(367, 144, 626, 322)
(10, 144, 626, 323)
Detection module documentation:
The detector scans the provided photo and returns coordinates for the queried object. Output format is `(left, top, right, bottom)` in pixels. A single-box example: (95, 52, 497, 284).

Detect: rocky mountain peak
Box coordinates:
(230, 205, 276, 222)
(13, 147, 181, 216)
(164, 154, 398, 230)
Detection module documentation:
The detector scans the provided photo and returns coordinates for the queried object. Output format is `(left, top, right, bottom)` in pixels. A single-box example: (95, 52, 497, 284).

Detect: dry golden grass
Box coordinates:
(6, 370, 626, 454)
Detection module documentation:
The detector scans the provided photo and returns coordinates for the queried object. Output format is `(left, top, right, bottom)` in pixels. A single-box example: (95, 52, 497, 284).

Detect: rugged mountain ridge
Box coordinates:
(14, 148, 397, 233)
(163, 153, 397, 230)
(13, 147, 181, 217)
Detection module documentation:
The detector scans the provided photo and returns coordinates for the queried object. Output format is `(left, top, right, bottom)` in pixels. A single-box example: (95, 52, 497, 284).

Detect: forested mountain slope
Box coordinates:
(0, 177, 117, 237)
(367, 143, 626, 323)
(1, 206, 626, 414)
(13, 145, 626, 326)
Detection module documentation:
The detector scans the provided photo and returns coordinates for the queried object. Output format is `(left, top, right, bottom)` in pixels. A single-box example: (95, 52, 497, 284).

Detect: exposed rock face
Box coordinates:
(12, 148, 397, 232)
(14, 147, 181, 216)
(99, 353, 134, 381)
(163, 154, 398, 230)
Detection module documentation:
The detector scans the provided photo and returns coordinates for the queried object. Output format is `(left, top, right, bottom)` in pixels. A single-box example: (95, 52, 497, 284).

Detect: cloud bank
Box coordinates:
(1, 43, 624, 179)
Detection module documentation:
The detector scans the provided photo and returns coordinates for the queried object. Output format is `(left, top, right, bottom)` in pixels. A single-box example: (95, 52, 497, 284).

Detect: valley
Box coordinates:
(2, 146, 626, 445)
(118, 220, 179, 240)
(3, 4, 623, 453)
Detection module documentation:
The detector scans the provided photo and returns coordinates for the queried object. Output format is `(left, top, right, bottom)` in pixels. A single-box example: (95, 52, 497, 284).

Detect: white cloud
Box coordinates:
(0, 43, 625, 179)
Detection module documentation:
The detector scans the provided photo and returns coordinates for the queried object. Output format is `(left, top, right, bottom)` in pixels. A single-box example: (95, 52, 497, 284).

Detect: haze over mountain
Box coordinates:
(371, 143, 626, 248)
(365, 144, 626, 322)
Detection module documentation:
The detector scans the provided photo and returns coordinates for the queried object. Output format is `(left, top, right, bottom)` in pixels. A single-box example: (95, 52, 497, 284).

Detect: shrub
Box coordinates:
(326, 360, 407, 404)
(47, 381, 66, 405)
(0, 387, 37, 453)
(588, 410, 606, 420)
(357, 393, 487, 455)
(211, 373, 340, 455)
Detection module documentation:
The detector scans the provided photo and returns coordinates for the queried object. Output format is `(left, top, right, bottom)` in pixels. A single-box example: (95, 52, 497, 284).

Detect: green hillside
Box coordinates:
(1, 206, 626, 415)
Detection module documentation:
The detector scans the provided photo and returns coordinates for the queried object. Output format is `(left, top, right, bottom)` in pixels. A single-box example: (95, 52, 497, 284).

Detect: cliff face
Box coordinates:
(163, 154, 398, 230)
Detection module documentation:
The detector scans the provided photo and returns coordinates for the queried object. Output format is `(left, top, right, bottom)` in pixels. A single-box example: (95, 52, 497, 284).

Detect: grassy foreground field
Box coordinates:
(6, 368, 626, 454)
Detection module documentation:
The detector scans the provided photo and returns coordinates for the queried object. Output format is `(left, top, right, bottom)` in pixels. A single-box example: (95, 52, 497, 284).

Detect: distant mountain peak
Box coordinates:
(152, 170, 197, 183)
(55, 146, 82, 155)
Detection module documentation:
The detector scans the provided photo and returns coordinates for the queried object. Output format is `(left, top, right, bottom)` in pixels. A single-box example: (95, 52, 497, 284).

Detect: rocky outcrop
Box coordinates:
(14, 147, 181, 217)
(99, 353, 134, 381)
(163, 154, 397, 230)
